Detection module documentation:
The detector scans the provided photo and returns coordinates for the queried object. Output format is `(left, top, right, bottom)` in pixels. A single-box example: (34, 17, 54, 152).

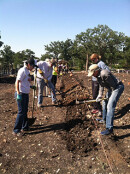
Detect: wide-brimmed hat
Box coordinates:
(88, 64, 99, 77)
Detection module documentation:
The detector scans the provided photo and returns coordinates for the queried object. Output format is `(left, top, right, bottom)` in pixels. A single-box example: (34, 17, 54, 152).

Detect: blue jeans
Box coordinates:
(13, 92, 29, 133)
(37, 78, 56, 104)
(102, 83, 124, 129)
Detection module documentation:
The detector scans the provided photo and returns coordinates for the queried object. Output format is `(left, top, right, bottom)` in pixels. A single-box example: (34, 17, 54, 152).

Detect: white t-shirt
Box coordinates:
(37, 61, 53, 81)
(16, 66, 30, 94)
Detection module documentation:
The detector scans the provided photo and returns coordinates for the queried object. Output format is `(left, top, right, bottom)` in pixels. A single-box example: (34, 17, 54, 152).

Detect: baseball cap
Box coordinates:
(88, 64, 99, 77)
(27, 58, 35, 67)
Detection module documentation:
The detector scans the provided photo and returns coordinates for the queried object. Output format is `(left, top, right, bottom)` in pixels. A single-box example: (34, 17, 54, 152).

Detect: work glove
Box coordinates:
(44, 79, 48, 84)
(30, 85, 36, 90)
(38, 69, 43, 74)
(96, 96, 102, 102)
(17, 94, 22, 100)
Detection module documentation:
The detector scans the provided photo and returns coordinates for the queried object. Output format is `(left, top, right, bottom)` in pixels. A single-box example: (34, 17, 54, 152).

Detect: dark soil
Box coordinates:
(0, 72, 130, 174)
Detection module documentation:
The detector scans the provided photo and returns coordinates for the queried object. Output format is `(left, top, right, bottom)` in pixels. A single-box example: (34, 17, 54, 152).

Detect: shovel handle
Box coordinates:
(76, 98, 107, 104)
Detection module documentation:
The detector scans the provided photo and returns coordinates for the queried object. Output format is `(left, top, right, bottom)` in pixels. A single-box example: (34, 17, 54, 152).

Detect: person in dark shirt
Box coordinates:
(88, 64, 124, 135)
(90, 53, 110, 116)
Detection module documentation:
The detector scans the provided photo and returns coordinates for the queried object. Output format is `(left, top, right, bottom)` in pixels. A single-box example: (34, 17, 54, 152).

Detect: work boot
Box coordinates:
(101, 128, 113, 135)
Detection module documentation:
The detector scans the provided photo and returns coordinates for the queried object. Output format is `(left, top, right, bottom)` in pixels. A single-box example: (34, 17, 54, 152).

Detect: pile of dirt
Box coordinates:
(57, 74, 90, 105)
(64, 104, 97, 155)
(56, 74, 98, 155)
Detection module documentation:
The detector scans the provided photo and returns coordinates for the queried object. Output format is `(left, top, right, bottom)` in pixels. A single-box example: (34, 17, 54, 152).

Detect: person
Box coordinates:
(48, 59, 58, 98)
(13, 58, 36, 136)
(58, 63, 63, 76)
(90, 53, 110, 116)
(88, 64, 124, 135)
(36, 58, 57, 107)
(51, 60, 58, 88)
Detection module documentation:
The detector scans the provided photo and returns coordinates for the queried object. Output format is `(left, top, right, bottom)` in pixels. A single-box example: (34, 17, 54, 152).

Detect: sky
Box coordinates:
(0, 0, 130, 58)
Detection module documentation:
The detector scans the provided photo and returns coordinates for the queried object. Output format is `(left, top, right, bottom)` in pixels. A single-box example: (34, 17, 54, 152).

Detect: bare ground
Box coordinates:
(0, 72, 130, 174)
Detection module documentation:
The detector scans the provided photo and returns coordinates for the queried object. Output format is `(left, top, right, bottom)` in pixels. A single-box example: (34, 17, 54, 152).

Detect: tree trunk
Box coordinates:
(86, 53, 89, 71)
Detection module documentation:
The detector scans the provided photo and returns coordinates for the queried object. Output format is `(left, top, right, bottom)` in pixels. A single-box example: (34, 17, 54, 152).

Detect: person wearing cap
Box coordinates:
(13, 58, 36, 136)
(90, 53, 110, 116)
(36, 58, 57, 107)
(88, 64, 124, 135)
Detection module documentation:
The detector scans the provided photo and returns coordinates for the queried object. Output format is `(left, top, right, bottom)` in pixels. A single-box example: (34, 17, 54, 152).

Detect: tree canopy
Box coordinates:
(0, 25, 130, 71)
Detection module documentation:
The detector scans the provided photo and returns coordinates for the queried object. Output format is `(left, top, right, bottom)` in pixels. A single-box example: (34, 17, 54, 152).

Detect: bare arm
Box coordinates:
(15, 80, 21, 94)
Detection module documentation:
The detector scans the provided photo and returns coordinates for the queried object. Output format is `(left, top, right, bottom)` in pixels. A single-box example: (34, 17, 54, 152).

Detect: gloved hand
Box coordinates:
(30, 85, 36, 90)
(38, 69, 43, 74)
(17, 94, 22, 100)
(44, 79, 48, 84)
(96, 96, 102, 102)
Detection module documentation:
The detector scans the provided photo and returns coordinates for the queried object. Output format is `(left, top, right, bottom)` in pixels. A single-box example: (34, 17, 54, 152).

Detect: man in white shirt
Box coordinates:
(36, 58, 57, 107)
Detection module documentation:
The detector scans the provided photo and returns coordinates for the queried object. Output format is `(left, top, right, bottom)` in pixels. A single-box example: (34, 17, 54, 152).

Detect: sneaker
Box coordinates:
(96, 119, 105, 124)
(17, 132, 24, 136)
(91, 109, 99, 114)
(52, 100, 57, 105)
(37, 104, 42, 108)
(48, 95, 51, 98)
(97, 111, 102, 117)
(101, 128, 113, 135)
(12, 131, 24, 136)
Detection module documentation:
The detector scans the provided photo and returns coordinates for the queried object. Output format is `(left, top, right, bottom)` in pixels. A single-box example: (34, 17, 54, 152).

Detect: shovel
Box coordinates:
(76, 98, 107, 104)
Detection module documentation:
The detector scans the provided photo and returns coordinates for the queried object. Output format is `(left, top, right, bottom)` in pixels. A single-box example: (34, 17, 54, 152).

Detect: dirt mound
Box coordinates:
(57, 74, 90, 105)
(56, 74, 97, 155)
(64, 104, 97, 155)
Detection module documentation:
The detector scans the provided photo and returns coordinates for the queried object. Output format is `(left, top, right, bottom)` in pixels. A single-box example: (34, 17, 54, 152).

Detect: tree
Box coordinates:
(0, 41, 3, 47)
(41, 53, 52, 61)
(13, 49, 35, 69)
(75, 25, 126, 67)
(0, 45, 15, 71)
(123, 37, 130, 68)
(44, 41, 61, 59)
(22, 49, 35, 58)
(0, 32, 4, 47)
(59, 39, 74, 61)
